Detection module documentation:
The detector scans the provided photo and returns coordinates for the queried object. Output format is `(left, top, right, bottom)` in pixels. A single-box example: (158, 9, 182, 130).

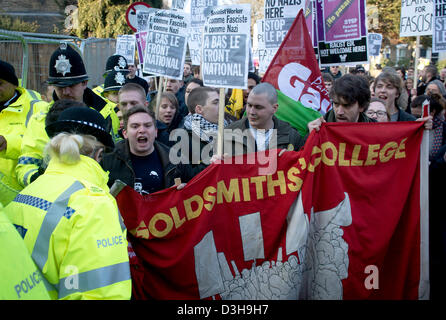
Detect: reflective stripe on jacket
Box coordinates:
(5, 155, 131, 300)
(15, 103, 51, 188)
(0, 87, 49, 206)
(0, 205, 51, 300)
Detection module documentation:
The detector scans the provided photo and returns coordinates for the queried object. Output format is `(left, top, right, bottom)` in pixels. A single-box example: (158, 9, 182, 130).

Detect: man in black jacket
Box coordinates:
(101, 105, 199, 194)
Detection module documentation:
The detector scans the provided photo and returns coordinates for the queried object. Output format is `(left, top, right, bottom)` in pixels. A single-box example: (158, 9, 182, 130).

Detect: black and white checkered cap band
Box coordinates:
(66, 119, 106, 132)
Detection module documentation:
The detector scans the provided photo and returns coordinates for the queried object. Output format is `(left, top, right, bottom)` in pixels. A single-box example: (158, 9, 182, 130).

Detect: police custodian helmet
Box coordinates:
(103, 55, 129, 77)
(48, 42, 89, 87)
(102, 70, 128, 96)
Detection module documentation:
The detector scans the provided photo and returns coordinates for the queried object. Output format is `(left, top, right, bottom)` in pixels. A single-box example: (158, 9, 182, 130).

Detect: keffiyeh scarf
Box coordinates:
(183, 113, 228, 143)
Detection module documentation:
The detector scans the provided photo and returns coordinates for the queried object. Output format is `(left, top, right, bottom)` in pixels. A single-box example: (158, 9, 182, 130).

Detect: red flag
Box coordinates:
(262, 10, 331, 136)
(117, 122, 428, 300)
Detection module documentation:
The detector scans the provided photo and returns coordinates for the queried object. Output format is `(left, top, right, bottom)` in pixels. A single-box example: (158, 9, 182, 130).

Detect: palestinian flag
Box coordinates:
(262, 10, 331, 137)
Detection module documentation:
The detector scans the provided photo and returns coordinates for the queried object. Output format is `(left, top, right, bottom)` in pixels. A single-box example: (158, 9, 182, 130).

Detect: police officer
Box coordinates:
(4, 107, 131, 300)
(0, 203, 51, 300)
(15, 43, 120, 187)
(0, 60, 48, 206)
(92, 54, 130, 98)
(101, 69, 129, 104)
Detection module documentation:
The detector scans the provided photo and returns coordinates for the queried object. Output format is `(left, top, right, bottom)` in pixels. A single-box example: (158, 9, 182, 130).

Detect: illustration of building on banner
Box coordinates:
(193, 192, 353, 300)
(300, 192, 352, 299)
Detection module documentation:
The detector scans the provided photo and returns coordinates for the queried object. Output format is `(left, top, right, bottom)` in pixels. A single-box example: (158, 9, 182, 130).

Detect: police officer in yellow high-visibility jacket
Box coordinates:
(4, 106, 131, 300)
(15, 44, 121, 187)
(0, 203, 51, 300)
(0, 60, 49, 206)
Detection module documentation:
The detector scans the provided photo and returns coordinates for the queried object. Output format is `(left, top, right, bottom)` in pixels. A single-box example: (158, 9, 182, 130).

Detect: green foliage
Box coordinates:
(367, 0, 401, 40)
(397, 57, 411, 69)
(0, 14, 39, 33)
(76, 0, 162, 38)
(382, 58, 396, 67)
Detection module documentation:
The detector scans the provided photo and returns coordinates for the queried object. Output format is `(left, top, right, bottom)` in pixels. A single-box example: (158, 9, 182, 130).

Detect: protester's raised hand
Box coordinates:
(307, 116, 325, 133)
(176, 183, 187, 190)
(278, 149, 287, 157)
(210, 153, 229, 164)
(416, 115, 433, 130)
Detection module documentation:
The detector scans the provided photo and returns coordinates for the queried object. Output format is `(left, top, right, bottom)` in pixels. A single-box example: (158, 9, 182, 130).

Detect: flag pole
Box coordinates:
(216, 87, 225, 157)
(419, 96, 430, 299)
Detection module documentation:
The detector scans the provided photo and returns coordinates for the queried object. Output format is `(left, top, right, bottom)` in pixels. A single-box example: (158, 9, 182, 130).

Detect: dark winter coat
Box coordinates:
(100, 139, 200, 190)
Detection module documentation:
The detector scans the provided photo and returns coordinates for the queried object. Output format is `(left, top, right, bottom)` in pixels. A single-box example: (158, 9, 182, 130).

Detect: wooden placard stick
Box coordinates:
(216, 87, 226, 157)
(155, 76, 164, 120)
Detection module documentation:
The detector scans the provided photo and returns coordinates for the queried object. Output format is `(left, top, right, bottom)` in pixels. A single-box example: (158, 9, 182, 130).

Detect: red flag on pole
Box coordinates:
(262, 10, 330, 137)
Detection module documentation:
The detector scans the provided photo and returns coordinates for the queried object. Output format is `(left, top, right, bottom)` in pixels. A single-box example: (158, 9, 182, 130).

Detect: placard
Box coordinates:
(135, 31, 148, 64)
(433, 0, 446, 52)
(368, 32, 382, 56)
(191, 0, 219, 27)
(142, 10, 189, 79)
(201, 4, 251, 89)
(116, 34, 136, 65)
(317, 0, 368, 66)
(254, 19, 278, 74)
(322, 0, 361, 42)
(263, 0, 304, 48)
(400, 0, 433, 37)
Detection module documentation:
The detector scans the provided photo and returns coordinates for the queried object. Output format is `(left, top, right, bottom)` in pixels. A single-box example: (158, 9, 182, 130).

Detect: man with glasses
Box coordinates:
(366, 98, 390, 122)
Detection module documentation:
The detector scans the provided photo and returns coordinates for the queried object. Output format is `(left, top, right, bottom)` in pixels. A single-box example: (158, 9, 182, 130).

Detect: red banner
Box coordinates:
(116, 122, 428, 300)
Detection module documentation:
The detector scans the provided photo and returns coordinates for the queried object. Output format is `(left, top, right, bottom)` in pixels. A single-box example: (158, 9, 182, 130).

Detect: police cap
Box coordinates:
(104, 55, 129, 77)
(48, 43, 89, 87)
(102, 70, 129, 96)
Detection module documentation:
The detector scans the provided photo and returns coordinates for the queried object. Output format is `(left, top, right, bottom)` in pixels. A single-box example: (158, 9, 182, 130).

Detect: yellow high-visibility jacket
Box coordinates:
(0, 87, 48, 206)
(92, 84, 104, 97)
(15, 103, 51, 188)
(92, 84, 121, 142)
(0, 204, 51, 300)
(16, 90, 122, 188)
(5, 155, 131, 300)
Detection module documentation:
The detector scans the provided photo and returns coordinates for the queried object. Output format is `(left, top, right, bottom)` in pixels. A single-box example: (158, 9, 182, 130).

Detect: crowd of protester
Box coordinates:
(0, 44, 445, 299)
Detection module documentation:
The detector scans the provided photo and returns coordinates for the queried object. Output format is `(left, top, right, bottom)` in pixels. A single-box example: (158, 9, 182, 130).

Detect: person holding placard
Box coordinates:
(179, 87, 229, 166)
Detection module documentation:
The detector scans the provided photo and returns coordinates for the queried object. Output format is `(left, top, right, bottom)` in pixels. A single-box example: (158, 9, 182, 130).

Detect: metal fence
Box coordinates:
(0, 29, 116, 95)
(81, 38, 116, 88)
